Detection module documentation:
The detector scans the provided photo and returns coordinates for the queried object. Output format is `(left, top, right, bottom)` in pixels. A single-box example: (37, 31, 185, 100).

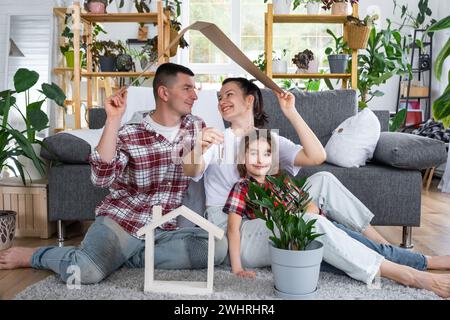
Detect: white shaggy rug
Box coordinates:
(14, 267, 442, 300)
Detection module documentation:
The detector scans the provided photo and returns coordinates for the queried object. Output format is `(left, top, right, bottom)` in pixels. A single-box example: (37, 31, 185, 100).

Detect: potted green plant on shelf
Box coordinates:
(345, 14, 379, 50)
(272, 49, 289, 74)
(293, 49, 318, 73)
(246, 173, 324, 299)
(60, 13, 85, 69)
(90, 40, 121, 71)
(264, 0, 302, 14)
(321, 0, 357, 15)
(253, 52, 267, 72)
(427, 15, 450, 128)
(0, 68, 66, 183)
(325, 28, 350, 73)
(115, 41, 134, 72)
(301, 0, 322, 15)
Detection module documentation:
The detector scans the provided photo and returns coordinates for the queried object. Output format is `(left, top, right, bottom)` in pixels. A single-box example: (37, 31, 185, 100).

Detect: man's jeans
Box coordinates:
(31, 216, 228, 284)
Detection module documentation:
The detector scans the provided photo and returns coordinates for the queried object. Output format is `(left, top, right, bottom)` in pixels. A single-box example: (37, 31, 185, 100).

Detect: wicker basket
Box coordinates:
(346, 24, 371, 49)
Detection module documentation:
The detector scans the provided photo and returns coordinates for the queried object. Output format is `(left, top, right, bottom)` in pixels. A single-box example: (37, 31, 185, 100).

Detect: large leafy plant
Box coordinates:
(0, 68, 66, 184)
(246, 174, 324, 251)
(427, 16, 450, 128)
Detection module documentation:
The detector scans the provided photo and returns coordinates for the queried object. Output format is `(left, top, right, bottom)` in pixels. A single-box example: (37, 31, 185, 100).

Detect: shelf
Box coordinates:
(400, 96, 430, 99)
(82, 72, 156, 77)
(272, 73, 351, 79)
(273, 14, 348, 24)
(81, 13, 164, 24)
(53, 67, 74, 74)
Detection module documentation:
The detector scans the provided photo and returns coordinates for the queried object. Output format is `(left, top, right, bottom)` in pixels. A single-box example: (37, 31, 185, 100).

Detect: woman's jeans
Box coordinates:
(205, 171, 427, 284)
(31, 216, 228, 284)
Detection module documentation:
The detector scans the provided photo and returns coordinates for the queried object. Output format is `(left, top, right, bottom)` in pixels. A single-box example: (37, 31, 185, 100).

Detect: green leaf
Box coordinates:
(0, 96, 16, 116)
(389, 108, 407, 132)
(41, 82, 67, 107)
(13, 68, 39, 93)
(0, 89, 16, 98)
(434, 38, 450, 80)
(27, 109, 49, 131)
(359, 101, 368, 109)
(371, 90, 384, 97)
(427, 15, 450, 32)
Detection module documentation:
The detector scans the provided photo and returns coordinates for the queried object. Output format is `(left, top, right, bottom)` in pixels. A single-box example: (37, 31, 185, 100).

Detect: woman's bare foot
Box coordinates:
(0, 247, 37, 269)
(427, 255, 450, 270)
(414, 271, 450, 299)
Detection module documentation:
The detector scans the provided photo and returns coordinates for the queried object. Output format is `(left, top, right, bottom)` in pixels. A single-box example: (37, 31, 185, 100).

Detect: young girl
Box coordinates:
(223, 129, 323, 278)
(222, 129, 450, 299)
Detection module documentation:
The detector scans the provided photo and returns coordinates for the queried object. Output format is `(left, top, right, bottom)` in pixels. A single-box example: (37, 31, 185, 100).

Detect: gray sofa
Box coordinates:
(41, 89, 448, 247)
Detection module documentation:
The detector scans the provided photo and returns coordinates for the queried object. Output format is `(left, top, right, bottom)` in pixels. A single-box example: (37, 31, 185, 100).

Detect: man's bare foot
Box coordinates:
(0, 247, 37, 270)
(427, 255, 450, 270)
(414, 271, 450, 299)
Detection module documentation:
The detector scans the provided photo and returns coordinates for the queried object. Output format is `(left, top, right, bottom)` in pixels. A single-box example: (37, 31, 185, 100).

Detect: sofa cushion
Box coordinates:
(325, 108, 381, 168)
(41, 133, 92, 163)
(373, 132, 448, 170)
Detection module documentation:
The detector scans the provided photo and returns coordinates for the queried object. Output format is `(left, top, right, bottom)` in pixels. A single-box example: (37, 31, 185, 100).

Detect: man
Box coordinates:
(0, 63, 227, 284)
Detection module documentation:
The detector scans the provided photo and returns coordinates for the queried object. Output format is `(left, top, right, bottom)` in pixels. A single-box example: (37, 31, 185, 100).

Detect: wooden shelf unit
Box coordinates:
(264, 3, 359, 89)
(53, 1, 170, 129)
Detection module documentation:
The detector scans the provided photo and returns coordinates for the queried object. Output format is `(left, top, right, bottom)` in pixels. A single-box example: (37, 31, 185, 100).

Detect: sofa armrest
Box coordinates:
(372, 132, 447, 169)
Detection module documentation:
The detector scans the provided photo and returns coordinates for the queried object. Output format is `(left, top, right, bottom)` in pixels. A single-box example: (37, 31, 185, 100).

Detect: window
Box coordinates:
(179, 0, 342, 85)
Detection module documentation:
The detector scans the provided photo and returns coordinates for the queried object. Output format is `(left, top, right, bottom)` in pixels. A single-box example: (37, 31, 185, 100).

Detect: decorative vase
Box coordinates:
(0, 211, 16, 251)
(306, 2, 320, 14)
(272, 60, 288, 74)
(296, 58, 318, 74)
(87, 1, 106, 14)
(17, 143, 46, 181)
(331, 2, 351, 15)
(273, 0, 292, 14)
(328, 54, 349, 73)
(270, 240, 323, 299)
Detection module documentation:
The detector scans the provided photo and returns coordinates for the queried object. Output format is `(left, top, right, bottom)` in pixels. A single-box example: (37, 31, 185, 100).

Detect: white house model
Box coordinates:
(136, 205, 224, 295)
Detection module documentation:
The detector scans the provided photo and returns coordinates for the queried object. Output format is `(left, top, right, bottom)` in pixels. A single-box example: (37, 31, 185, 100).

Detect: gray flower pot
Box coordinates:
(328, 54, 349, 74)
(99, 56, 116, 72)
(270, 240, 323, 299)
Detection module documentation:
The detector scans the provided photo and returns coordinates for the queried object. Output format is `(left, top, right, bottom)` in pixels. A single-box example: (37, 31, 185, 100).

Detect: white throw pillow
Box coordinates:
(325, 108, 381, 168)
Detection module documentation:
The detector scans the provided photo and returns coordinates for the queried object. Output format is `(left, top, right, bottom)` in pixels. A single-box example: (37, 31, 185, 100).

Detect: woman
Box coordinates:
(182, 78, 450, 298)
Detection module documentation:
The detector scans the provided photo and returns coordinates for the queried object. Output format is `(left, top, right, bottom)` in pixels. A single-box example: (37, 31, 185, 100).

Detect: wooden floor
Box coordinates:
(1, 178, 449, 300)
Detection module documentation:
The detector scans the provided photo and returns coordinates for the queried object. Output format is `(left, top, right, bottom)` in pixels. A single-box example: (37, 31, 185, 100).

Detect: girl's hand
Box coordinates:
(234, 269, 256, 278)
(274, 91, 297, 116)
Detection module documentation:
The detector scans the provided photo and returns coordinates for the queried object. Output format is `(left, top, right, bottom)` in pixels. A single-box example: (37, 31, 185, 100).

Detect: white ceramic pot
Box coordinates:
(272, 60, 288, 74)
(306, 2, 320, 15)
(331, 2, 351, 15)
(0, 211, 16, 251)
(273, 0, 292, 14)
(296, 58, 319, 74)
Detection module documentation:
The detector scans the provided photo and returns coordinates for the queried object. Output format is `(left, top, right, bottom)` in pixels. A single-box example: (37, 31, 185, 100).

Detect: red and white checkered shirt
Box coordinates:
(89, 112, 204, 238)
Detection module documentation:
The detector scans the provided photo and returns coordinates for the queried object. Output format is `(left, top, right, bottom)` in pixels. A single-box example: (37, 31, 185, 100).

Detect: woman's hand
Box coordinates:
(104, 89, 127, 121)
(234, 269, 256, 278)
(198, 127, 224, 153)
(274, 90, 297, 116)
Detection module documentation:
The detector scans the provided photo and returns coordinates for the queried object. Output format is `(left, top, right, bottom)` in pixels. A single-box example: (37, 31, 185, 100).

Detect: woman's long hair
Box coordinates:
(222, 77, 268, 128)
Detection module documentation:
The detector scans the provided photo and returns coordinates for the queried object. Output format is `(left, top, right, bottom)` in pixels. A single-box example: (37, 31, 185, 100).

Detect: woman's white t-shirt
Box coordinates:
(202, 128, 303, 207)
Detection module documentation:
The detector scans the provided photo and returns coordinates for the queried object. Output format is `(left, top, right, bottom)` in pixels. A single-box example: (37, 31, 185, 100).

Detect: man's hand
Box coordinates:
(105, 89, 127, 120)
(275, 90, 297, 116)
(198, 127, 224, 153)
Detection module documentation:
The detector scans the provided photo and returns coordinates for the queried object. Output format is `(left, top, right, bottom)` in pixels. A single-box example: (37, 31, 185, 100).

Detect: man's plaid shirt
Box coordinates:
(89, 112, 204, 238)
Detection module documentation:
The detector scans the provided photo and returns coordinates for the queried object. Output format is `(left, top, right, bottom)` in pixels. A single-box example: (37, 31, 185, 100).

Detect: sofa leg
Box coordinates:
(400, 226, 414, 249)
(57, 220, 66, 247)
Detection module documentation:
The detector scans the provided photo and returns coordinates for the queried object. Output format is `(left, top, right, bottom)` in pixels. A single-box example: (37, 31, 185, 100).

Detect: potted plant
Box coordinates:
(345, 14, 379, 49)
(0, 210, 16, 251)
(252, 52, 267, 72)
(301, 0, 322, 14)
(321, 0, 357, 15)
(325, 28, 349, 73)
(90, 40, 120, 71)
(85, 0, 110, 13)
(0, 69, 66, 183)
(272, 49, 289, 74)
(246, 174, 324, 299)
(293, 49, 318, 73)
(264, 0, 303, 14)
(59, 13, 86, 69)
(115, 41, 134, 72)
(115, 0, 135, 13)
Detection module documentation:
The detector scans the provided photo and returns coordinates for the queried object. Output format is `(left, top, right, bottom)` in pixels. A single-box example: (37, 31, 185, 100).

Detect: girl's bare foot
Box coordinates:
(0, 247, 37, 269)
(414, 271, 450, 299)
(427, 255, 450, 270)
